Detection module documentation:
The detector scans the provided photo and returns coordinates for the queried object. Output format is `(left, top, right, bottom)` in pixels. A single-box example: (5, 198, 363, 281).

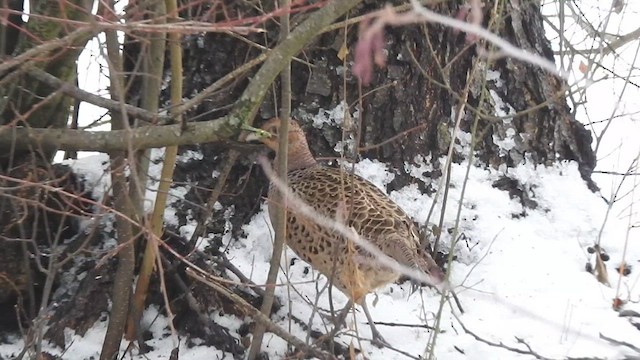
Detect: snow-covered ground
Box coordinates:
(1, 153, 638, 359)
(226, 158, 640, 359)
(2, 2, 638, 357)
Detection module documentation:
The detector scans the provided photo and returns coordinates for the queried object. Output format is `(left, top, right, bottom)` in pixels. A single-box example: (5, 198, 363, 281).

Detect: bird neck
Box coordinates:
(275, 144, 317, 171)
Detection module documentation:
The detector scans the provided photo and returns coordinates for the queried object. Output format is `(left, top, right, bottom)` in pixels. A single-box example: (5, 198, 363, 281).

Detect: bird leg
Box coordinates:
(313, 299, 353, 348)
(361, 299, 390, 348)
(327, 300, 353, 336)
(315, 298, 389, 348)
(334, 300, 353, 328)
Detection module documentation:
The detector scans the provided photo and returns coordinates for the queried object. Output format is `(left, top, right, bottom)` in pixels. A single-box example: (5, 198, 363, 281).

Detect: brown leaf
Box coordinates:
(337, 44, 349, 61)
(579, 61, 588, 74)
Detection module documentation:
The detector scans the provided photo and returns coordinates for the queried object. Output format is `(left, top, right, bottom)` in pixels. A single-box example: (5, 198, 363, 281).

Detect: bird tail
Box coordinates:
(409, 249, 445, 294)
(415, 249, 445, 284)
(384, 235, 445, 290)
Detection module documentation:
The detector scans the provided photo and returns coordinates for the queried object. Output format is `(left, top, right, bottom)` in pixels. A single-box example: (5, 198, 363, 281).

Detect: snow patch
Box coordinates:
(13, 152, 637, 360)
(311, 101, 348, 128)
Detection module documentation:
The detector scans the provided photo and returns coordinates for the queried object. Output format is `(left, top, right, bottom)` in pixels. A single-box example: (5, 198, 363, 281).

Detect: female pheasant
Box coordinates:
(249, 118, 444, 345)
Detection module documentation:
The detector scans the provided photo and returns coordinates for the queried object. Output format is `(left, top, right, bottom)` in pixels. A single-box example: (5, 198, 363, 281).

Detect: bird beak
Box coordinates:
(244, 132, 261, 142)
(241, 123, 272, 142)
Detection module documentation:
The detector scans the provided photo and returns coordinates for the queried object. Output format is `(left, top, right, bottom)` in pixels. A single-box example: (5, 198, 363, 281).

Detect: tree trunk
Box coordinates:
(0, 0, 597, 355)
(172, 0, 595, 247)
(0, 0, 95, 337)
(0, 0, 93, 167)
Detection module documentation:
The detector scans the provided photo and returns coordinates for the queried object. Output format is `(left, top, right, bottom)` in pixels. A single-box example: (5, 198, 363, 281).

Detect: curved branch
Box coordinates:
(228, 0, 364, 123)
(27, 68, 170, 124)
(2, 0, 364, 153)
(0, 26, 100, 76)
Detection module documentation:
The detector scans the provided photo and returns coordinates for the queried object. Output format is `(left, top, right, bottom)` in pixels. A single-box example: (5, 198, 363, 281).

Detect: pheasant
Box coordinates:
(247, 118, 444, 346)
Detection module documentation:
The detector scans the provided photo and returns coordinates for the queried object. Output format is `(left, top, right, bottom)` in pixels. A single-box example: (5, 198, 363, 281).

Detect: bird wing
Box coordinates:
(286, 166, 421, 250)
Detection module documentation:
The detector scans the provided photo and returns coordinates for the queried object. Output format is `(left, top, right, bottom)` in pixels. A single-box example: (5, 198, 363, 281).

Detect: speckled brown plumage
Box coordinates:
(254, 118, 444, 304)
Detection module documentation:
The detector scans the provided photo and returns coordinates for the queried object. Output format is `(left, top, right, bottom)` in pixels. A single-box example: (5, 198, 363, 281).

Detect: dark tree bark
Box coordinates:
(158, 2, 597, 354)
(172, 0, 595, 248)
(0, 0, 93, 167)
(0, 0, 598, 356)
(0, 0, 95, 335)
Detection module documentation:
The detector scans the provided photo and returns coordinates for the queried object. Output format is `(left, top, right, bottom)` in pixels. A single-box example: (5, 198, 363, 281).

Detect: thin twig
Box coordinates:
(186, 268, 336, 360)
(26, 68, 169, 124)
(248, 0, 293, 355)
(454, 313, 554, 360)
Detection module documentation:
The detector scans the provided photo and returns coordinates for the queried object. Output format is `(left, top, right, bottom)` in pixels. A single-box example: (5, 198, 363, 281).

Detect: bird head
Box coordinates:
(244, 118, 317, 170)
(244, 118, 302, 149)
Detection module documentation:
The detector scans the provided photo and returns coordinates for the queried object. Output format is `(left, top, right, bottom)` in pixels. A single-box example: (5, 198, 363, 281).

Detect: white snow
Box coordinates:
(4, 0, 640, 355)
(0, 306, 235, 359)
(62, 153, 111, 202)
(2, 155, 638, 359)
(493, 127, 517, 152)
(311, 101, 349, 128)
(219, 159, 640, 359)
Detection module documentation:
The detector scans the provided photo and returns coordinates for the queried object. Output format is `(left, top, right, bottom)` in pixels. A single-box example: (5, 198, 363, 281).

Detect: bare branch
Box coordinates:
(187, 268, 336, 360)
(3, 0, 366, 155)
(227, 0, 366, 125)
(249, 0, 294, 355)
(0, 26, 99, 76)
(26, 67, 169, 124)
(0, 116, 241, 152)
